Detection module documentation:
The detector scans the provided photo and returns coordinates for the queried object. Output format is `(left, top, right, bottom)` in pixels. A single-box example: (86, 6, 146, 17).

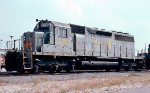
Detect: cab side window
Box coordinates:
(58, 28, 68, 38)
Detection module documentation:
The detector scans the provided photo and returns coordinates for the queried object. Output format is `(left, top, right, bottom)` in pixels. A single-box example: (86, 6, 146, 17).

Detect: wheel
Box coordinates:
(18, 69, 25, 74)
(56, 68, 61, 73)
(17, 65, 24, 74)
(33, 65, 39, 74)
(125, 67, 129, 71)
(66, 68, 71, 73)
(134, 66, 142, 71)
(49, 69, 54, 73)
(129, 65, 133, 71)
(49, 65, 58, 73)
(66, 65, 75, 73)
(134, 66, 138, 71)
(116, 68, 120, 72)
(105, 69, 110, 72)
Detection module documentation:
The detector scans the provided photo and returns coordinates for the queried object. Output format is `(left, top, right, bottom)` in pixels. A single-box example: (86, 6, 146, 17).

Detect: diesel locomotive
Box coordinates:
(5, 19, 147, 73)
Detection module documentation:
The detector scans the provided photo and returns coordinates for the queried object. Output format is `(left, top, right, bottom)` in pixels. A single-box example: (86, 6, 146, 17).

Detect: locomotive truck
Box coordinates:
(5, 19, 146, 73)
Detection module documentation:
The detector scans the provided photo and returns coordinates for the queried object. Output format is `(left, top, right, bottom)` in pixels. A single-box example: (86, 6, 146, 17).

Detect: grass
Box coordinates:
(0, 79, 9, 84)
(1, 73, 150, 93)
(59, 74, 150, 93)
(26, 74, 150, 93)
(31, 76, 49, 87)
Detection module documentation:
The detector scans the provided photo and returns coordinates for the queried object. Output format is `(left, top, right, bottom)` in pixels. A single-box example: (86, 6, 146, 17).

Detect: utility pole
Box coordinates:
(10, 36, 14, 40)
(9, 35, 14, 49)
(145, 43, 146, 53)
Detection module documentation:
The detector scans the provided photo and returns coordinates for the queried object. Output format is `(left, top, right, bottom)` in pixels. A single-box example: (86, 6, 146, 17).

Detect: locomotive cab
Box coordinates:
(33, 20, 73, 55)
(21, 20, 75, 73)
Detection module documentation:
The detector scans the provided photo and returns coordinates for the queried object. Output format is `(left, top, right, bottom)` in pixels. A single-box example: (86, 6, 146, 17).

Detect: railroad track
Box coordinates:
(0, 69, 149, 77)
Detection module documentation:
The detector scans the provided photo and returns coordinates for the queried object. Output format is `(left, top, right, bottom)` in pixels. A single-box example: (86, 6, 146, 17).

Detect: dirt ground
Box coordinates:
(117, 86, 150, 93)
(0, 71, 150, 93)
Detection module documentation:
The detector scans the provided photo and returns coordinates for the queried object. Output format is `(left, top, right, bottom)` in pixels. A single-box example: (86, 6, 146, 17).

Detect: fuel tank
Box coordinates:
(79, 61, 119, 70)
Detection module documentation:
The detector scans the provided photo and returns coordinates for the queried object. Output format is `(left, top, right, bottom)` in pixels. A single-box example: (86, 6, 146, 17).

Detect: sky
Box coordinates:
(0, 0, 150, 53)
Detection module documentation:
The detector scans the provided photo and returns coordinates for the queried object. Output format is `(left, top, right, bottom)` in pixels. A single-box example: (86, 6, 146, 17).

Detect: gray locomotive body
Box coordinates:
(32, 20, 134, 58)
(5, 20, 141, 73)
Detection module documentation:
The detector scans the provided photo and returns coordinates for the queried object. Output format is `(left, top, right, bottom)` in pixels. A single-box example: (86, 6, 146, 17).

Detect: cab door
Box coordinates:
(49, 24, 55, 45)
